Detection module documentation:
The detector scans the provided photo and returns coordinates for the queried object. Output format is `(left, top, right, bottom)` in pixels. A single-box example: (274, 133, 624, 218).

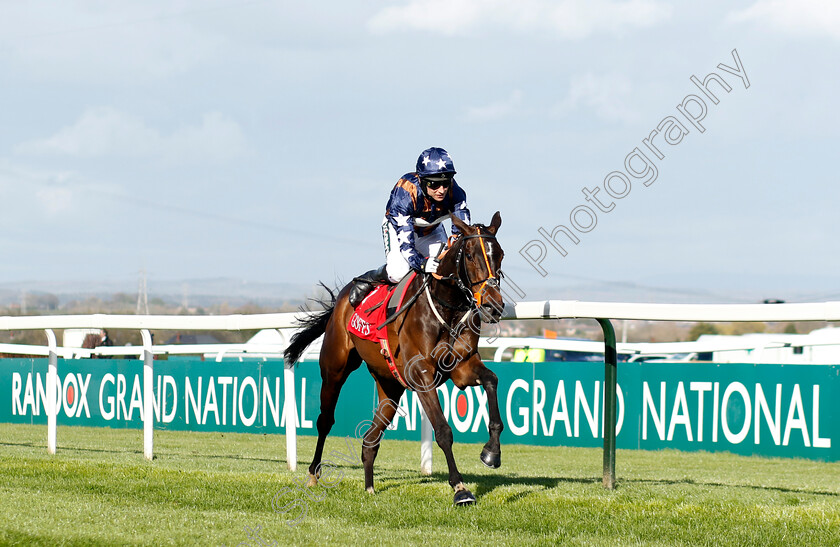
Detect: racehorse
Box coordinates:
(284, 212, 505, 506)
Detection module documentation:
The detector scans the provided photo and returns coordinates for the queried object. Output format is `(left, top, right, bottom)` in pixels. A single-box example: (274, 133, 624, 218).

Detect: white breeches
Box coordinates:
(382, 217, 447, 283)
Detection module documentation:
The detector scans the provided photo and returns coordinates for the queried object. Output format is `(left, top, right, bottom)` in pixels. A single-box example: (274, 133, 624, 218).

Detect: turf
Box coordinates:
(0, 424, 837, 546)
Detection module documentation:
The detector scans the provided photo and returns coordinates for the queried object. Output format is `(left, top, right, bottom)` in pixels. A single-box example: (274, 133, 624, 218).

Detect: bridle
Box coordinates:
(433, 228, 502, 310)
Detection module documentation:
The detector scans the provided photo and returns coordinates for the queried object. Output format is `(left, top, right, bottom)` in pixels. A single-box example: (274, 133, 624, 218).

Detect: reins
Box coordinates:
(424, 283, 473, 334)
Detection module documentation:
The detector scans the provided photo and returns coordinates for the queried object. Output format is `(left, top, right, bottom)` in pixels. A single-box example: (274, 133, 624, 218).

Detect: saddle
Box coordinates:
(347, 271, 418, 387)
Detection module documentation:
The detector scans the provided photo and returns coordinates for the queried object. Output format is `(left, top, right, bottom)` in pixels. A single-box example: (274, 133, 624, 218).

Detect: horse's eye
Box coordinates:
(465, 252, 473, 260)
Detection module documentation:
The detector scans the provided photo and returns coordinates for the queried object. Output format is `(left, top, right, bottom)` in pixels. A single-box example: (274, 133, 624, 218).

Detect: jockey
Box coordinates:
(348, 147, 471, 307)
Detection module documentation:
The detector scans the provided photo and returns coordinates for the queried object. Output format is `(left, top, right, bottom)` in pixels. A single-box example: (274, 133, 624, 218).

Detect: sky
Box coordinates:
(1, 0, 838, 304)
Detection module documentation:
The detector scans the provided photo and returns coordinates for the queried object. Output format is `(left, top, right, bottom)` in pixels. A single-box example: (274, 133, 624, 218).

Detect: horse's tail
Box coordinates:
(284, 283, 337, 366)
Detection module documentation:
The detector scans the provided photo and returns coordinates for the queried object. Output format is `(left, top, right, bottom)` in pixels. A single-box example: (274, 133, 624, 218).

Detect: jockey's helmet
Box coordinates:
(416, 147, 456, 178)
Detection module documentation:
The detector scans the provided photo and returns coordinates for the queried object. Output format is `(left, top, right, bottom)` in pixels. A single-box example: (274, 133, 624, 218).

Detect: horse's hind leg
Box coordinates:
(361, 379, 405, 494)
(307, 343, 362, 486)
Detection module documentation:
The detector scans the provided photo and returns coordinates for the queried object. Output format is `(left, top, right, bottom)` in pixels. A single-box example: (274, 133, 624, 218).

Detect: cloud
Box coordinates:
(0, 159, 103, 218)
(15, 107, 248, 164)
(35, 186, 76, 215)
(727, 0, 840, 39)
(463, 90, 523, 122)
(0, 3, 233, 83)
(552, 73, 639, 123)
(368, 0, 671, 38)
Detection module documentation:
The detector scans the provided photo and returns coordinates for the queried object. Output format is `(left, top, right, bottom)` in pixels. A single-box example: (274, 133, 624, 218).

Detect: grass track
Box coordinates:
(0, 424, 837, 546)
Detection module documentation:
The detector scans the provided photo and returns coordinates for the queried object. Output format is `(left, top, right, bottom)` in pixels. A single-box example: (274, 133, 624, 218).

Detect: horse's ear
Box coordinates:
(450, 213, 472, 235)
(488, 211, 502, 234)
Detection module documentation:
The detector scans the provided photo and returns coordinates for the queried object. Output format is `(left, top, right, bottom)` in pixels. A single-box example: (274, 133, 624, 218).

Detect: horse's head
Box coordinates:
(437, 211, 505, 322)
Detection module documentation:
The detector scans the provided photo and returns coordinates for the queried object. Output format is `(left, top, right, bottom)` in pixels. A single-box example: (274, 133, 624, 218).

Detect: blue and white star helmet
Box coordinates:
(416, 147, 456, 178)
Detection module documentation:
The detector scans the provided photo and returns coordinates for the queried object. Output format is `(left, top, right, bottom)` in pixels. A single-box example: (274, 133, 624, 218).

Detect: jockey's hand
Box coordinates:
(424, 257, 439, 274)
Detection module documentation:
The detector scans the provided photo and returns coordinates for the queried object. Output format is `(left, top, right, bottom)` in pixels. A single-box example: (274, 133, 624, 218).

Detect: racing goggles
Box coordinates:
(423, 176, 453, 190)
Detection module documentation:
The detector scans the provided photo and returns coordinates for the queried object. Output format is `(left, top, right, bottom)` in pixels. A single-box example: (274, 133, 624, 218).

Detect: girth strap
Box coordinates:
(379, 338, 407, 388)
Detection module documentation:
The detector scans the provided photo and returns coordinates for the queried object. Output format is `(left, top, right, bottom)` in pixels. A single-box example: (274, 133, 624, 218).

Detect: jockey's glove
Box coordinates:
(424, 257, 439, 274)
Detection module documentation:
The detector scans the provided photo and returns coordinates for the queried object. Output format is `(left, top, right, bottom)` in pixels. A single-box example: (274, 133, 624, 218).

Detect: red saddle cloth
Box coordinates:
(347, 285, 392, 342)
(347, 271, 417, 343)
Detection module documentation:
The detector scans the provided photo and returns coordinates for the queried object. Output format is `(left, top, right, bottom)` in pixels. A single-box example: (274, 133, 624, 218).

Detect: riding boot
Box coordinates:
(349, 265, 390, 308)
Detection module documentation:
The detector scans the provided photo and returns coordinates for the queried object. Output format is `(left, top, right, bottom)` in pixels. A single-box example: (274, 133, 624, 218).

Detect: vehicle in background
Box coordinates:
(479, 327, 840, 365)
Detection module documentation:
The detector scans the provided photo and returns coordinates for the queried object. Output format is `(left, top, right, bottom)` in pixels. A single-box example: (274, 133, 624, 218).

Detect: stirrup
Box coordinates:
(349, 265, 389, 307)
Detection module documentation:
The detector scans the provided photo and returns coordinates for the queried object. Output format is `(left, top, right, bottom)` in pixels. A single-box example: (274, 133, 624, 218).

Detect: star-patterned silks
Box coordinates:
(422, 156, 431, 166)
(396, 231, 412, 245)
(385, 168, 470, 272)
(393, 213, 410, 227)
(436, 158, 447, 169)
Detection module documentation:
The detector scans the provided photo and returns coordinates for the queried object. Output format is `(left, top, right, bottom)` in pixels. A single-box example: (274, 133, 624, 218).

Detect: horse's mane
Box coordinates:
(439, 223, 491, 265)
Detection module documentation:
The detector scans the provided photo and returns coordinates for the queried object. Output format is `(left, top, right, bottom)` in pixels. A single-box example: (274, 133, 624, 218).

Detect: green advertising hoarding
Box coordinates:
(2, 358, 837, 461)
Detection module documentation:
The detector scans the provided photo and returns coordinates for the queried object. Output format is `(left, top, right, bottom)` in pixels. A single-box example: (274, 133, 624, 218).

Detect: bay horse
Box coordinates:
(284, 212, 505, 505)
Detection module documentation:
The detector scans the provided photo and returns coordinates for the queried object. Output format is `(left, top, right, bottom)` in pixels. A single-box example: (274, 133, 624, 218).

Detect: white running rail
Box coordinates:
(0, 312, 302, 469)
(2, 300, 839, 476)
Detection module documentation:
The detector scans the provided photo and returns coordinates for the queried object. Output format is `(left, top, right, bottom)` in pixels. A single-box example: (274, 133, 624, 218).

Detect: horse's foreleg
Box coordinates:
(415, 388, 475, 505)
(361, 381, 404, 494)
(477, 364, 503, 469)
(451, 356, 504, 470)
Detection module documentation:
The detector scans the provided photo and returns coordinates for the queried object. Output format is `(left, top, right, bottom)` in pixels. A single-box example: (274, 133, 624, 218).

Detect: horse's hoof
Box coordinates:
(366, 486, 375, 495)
(305, 473, 318, 487)
(453, 489, 476, 506)
(480, 447, 501, 469)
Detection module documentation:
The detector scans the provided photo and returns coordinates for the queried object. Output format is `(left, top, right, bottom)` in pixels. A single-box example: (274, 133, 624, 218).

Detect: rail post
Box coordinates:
(45, 329, 58, 455)
(141, 329, 154, 461)
(284, 361, 297, 471)
(598, 318, 617, 489)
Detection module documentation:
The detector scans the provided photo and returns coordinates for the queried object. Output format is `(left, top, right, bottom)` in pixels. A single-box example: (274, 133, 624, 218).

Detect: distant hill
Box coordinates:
(0, 270, 835, 313)
(0, 277, 322, 311)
